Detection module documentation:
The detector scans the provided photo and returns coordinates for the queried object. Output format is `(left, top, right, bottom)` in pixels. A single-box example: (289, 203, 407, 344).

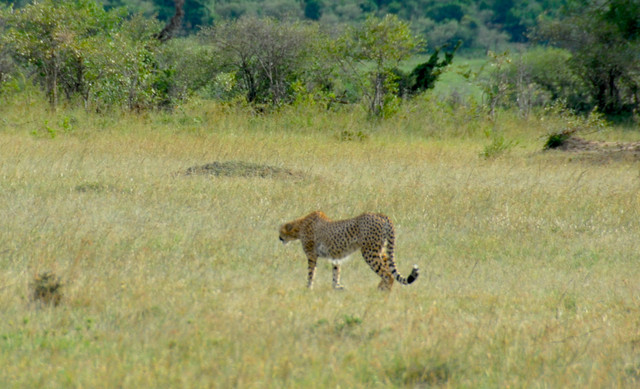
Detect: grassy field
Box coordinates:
(1, 98, 640, 388)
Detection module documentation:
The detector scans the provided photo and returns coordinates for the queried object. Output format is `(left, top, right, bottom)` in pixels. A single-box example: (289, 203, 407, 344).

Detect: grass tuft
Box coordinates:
(387, 358, 454, 387)
(31, 271, 63, 307)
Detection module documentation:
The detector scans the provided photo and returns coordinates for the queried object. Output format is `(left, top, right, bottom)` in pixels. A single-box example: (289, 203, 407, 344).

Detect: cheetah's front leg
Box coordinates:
(306, 254, 317, 288)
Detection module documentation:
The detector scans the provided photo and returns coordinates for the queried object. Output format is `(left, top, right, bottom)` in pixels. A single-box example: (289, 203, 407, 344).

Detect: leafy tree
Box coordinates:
(332, 14, 421, 117)
(535, 0, 640, 115)
(83, 14, 170, 111)
(2, 0, 179, 111)
(2, 0, 121, 108)
(199, 17, 322, 107)
(518, 46, 591, 112)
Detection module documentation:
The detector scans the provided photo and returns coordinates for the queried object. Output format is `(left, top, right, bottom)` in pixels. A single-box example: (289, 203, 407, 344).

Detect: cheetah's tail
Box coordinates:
(392, 264, 419, 285)
(383, 218, 418, 285)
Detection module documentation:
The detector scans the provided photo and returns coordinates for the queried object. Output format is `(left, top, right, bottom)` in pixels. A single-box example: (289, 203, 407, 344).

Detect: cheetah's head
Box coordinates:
(279, 222, 299, 244)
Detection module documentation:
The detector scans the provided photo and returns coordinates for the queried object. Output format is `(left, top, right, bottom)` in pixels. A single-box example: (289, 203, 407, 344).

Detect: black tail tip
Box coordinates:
(407, 265, 419, 284)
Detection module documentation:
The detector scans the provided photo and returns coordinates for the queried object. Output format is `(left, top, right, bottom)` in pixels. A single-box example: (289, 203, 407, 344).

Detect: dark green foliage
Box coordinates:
(153, 67, 177, 109)
(427, 2, 465, 22)
(395, 41, 460, 98)
(410, 40, 460, 93)
(603, 0, 640, 40)
(544, 131, 572, 149)
(359, 0, 378, 13)
(303, 0, 323, 20)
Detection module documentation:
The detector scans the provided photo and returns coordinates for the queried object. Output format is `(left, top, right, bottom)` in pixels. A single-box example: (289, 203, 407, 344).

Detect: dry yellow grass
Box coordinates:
(0, 99, 639, 387)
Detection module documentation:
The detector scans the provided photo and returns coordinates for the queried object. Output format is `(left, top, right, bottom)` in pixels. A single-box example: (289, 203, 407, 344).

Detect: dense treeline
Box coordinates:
(103, 0, 565, 50)
(0, 0, 568, 50)
(107, 0, 568, 51)
(0, 0, 638, 118)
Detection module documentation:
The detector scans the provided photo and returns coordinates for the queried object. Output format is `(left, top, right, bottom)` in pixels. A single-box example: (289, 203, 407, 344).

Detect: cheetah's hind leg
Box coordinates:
(377, 253, 394, 291)
(362, 246, 394, 291)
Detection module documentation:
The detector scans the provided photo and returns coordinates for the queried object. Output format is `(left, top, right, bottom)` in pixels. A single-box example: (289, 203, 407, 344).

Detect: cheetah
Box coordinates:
(279, 211, 419, 291)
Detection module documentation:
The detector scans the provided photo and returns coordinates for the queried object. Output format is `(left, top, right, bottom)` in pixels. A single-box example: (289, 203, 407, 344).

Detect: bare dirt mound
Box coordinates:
(182, 161, 306, 179)
(545, 133, 640, 160)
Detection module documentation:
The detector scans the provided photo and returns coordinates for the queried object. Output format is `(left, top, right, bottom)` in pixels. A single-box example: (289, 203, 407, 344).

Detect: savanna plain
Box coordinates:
(1, 97, 640, 388)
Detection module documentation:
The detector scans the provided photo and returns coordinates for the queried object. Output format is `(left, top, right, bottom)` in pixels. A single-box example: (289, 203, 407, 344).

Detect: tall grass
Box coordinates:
(1, 97, 639, 387)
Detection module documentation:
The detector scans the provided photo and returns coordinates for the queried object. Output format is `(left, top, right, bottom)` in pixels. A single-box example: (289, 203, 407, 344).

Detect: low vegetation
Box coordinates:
(0, 96, 639, 387)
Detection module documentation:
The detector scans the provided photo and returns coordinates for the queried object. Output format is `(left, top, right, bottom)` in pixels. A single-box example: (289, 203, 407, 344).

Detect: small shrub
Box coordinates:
(335, 315, 362, 332)
(481, 129, 516, 159)
(544, 130, 573, 149)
